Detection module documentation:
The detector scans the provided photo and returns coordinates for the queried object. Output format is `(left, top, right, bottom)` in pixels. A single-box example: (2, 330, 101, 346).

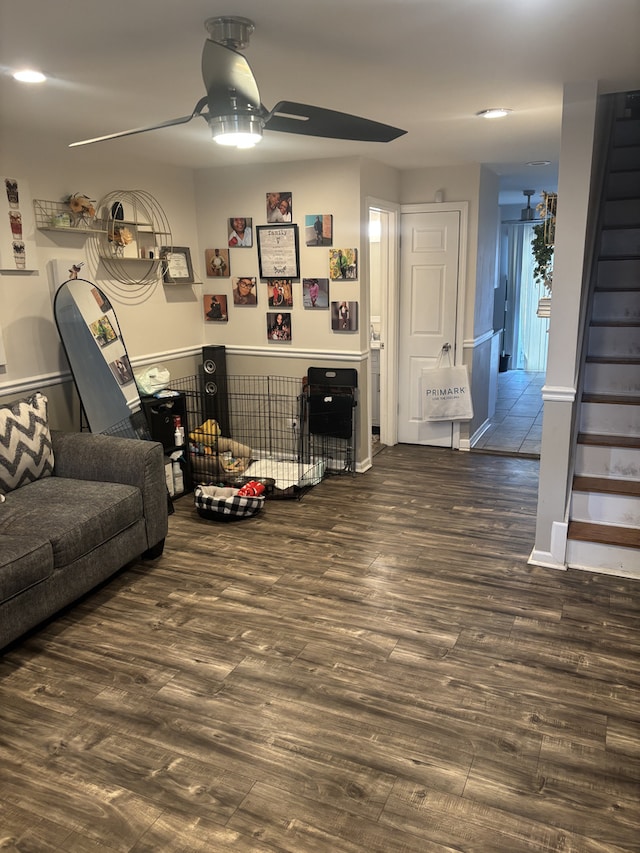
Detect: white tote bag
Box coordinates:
(423, 347, 473, 421)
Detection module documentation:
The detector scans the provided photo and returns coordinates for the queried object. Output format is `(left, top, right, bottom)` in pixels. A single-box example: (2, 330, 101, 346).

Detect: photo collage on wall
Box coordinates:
(1, 175, 38, 273)
(202, 191, 358, 337)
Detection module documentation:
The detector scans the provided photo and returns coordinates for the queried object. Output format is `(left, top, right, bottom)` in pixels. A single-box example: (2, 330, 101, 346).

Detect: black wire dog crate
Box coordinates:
(171, 374, 314, 498)
(169, 371, 356, 498)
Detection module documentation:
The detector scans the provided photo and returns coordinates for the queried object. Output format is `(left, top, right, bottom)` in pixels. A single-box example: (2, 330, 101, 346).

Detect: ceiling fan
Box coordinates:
(70, 16, 407, 150)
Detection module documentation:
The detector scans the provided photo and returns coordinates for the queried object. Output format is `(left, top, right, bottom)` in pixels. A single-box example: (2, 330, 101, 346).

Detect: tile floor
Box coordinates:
(472, 369, 545, 457)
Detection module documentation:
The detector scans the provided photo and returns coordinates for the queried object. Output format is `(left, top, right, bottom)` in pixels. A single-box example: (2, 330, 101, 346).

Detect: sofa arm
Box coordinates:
(51, 431, 168, 550)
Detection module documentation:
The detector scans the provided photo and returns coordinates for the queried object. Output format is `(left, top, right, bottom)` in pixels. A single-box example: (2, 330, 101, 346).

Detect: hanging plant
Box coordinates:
(531, 191, 557, 294)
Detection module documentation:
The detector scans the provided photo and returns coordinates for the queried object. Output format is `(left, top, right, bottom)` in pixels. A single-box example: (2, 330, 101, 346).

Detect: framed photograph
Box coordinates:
(109, 355, 134, 386)
(266, 311, 292, 341)
(266, 192, 293, 223)
(305, 214, 332, 247)
(91, 286, 111, 313)
(329, 248, 358, 280)
(268, 279, 293, 308)
(232, 276, 257, 305)
(228, 217, 253, 248)
(331, 301, 359, 332)
(303, 278, 329, 309)
(205, 247, 229, 278)
(89, 315, 118, 347)
(203, 294, 228, 321)
(161, 246, 194, 284)
(256, 224, 300, 279)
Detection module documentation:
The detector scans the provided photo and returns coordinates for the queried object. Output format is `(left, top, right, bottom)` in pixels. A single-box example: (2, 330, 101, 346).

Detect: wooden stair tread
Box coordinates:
(596, 257, 640, 263)
(589, 319, 640, 327)
(578, 432, 640, 449)
(594, 286, 640, 293)
(585, 355, 640, 364)
(593, 286, 640, 294)
(582, 392, 640, 405)
(568, 520, 640, 548)
(573, 475, 640, 496)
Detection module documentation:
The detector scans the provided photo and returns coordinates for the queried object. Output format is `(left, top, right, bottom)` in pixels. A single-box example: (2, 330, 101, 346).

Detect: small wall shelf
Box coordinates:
(92, 190, 173, 285)
(33, 199, 102, 234)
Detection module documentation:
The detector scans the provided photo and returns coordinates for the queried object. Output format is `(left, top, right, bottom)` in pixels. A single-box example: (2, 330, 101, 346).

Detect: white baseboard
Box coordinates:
(468, 418, 492, 449)
(528, 548, 567, 570)
(357, 457, 372, 473)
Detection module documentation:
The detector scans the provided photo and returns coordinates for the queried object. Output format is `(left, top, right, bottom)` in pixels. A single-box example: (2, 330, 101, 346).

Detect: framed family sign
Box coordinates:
(256, 224, 300, 279)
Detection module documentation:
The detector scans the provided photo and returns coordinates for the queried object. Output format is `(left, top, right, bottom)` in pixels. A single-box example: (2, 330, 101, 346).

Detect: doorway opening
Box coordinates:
(476, 219, 549, 457)
(369, 209, 382, 453)
(367, 200, 400, 459)
(500, 220, 550, 374)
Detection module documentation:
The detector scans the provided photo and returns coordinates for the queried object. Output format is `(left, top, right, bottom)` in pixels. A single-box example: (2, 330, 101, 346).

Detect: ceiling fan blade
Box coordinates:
(201, 38, 261, 112)
(69, 99, 208, 148)
(265, 101, 406, 143)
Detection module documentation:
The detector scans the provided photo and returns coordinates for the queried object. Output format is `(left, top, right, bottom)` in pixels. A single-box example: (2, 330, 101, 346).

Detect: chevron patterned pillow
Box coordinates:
(0, 393, 54, 495)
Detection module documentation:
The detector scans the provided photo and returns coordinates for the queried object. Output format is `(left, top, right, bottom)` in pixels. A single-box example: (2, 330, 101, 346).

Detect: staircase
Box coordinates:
(566, 92, 640, 578)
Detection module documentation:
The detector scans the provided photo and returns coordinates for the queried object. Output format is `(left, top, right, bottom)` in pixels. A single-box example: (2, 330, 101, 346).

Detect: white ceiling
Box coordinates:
(2, 0, 639, 206)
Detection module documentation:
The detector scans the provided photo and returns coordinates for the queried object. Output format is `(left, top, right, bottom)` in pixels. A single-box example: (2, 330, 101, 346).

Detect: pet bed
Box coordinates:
(242, 459, 325, 494)
(194, 485, 264, 520)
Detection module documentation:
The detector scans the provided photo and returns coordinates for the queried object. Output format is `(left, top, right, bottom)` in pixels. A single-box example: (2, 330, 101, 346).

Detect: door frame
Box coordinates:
(366, 197, 401, 450)
(399, 201, 469, 449)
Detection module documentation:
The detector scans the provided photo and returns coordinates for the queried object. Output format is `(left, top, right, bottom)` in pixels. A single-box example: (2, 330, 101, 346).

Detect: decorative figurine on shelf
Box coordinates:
(68, 261, 84, 280)
(65, 192, 96, 228)
(107, 225, 134, 256)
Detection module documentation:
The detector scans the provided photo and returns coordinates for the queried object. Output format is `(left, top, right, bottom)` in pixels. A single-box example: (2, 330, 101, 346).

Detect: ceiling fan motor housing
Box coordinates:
(205, 16, 255, 50)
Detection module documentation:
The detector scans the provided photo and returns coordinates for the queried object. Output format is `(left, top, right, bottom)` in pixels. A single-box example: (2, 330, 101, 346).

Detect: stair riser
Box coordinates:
(584, 362, 640, 395)
(566, 539, 640, 578)
(588, 326, 640, 357)
(613, 118, 640, 147)
(575, 444, 640, 480)
(600, 228, 640, 257)
(580, 402, 640, 437)
(609, 146, 640, 172)
(570, 491, 640, 526)
(607, 172, 640, 200)
(603, 198, 640, 227)
(592, 290, 640, 321)
(596, 258, 640, 289)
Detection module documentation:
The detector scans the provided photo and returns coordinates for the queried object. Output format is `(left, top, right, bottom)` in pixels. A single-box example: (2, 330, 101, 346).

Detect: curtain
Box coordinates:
(506, 222, 549, 372)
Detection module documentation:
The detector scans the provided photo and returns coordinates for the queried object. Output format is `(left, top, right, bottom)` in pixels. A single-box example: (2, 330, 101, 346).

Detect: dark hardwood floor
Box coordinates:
(1, 444, 639, 852)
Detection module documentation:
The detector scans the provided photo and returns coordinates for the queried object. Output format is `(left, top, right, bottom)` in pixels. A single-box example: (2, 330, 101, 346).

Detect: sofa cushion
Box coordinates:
(0, 535, 53, 605)
(0, 393, 54, 496)
(0, 477, 142, 567)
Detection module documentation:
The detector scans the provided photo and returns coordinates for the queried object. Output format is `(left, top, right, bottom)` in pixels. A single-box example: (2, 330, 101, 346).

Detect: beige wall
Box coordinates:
(0, 139, 201, 410)
(400, 164, 482, 343)
(475, 166, 500, 338)
(398, 163, 497, 445)
(193, 157, 362, 355)
(532, 81, 600, 566)
(1, 127, 493, 465)
(1, 139, 408, 462)
(462, 166, 500, 441)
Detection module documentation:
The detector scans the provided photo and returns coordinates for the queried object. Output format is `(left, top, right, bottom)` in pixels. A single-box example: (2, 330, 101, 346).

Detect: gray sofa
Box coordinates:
(0, 430, 168, 650)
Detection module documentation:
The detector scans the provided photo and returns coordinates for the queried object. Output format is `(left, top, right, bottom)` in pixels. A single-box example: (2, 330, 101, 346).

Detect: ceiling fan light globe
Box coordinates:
(214, 132, 261, 148)
(210, 114, 263, 148)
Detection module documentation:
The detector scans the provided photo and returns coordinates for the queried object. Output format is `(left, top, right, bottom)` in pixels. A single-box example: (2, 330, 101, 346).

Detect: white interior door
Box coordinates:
(398, 207, 462, 446)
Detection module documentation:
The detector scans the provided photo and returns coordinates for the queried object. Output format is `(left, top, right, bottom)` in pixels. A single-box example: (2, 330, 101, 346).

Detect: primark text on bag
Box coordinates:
(423, 348, 473, 421)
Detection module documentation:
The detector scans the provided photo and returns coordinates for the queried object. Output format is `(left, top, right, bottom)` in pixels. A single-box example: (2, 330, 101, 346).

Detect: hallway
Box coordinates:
(473, 370, 545, 457)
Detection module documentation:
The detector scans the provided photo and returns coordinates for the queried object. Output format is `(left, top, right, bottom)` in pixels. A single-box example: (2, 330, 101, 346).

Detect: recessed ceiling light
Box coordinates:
(527, 160, 551, 166)
(476, 108, 512, 119)
(13, 69, 46, 83)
